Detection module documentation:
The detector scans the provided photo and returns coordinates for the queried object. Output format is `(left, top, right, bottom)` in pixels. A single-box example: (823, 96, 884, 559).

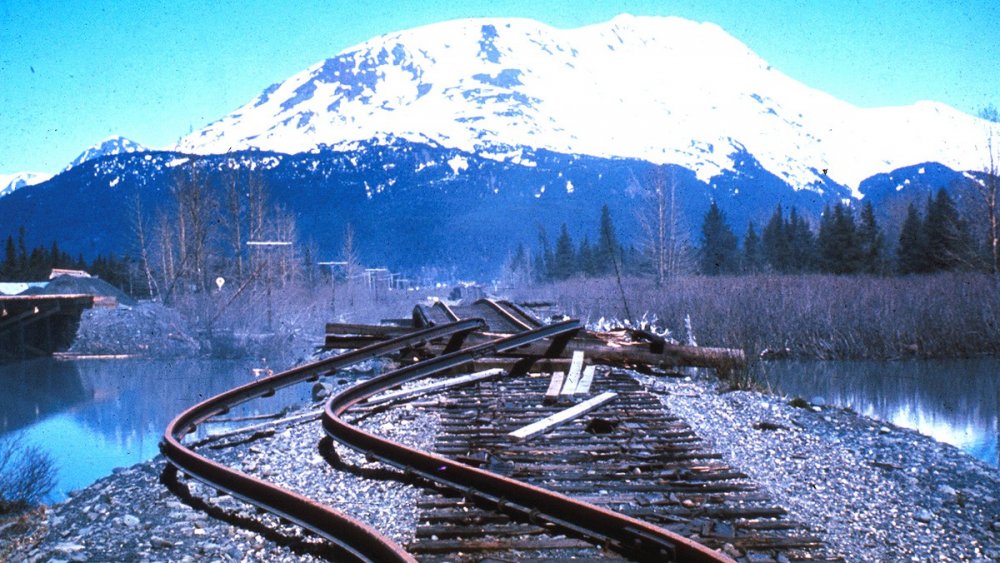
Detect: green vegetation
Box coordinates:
(0, 226, 132, 291)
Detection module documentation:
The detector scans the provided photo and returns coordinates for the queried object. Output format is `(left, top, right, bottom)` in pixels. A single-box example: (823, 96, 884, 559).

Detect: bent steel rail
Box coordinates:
(162, 319, 484, 563)
(323, 320, 731, 563)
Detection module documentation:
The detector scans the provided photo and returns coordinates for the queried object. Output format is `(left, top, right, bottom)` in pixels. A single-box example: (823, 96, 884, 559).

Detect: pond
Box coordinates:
(0, 357, 318, 503)
(756, 359, 999, 467)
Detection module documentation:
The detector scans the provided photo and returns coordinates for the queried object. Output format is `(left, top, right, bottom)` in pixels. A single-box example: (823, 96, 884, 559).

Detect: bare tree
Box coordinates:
(341, 223, 360, 308)
(975, 105, 999, 273)
(222, 167, 246, 281)
(638, 167, 691, 285)
(128, 188, 158, 298)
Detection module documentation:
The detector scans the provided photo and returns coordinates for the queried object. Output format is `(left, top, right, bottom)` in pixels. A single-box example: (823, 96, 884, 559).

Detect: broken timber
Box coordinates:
(323, 322, 745, 374)
(509, 391, 618, 441)
(561, 351, 585, 396)
(576, 365, 597, 395)
(543, 372, 565, 405)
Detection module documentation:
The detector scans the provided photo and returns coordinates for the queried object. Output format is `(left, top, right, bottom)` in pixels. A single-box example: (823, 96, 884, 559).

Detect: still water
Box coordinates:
(0, 358, 315, 503)
(756, 359, 999, 467)
(2, 357, 996, 504)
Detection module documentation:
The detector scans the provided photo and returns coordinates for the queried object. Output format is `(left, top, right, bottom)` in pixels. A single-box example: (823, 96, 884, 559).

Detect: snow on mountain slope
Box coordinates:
(0, 171, 52, 198)
(176, 14, 998, 197)
(67, 136, 148, 171)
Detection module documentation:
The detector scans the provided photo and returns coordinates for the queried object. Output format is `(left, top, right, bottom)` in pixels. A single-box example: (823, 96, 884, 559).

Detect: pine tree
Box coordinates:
(816, 205, 836, 272)
(787, 208, 816, 272)
(897, 202, 928, 274)
(535, 227, 552, 282)
(742, 221, 761, 273)
(552, 224, 576, 280)
(857, 201, 884, 274)
(578, 237, 596, 277)
(818, 203, 861, 274)
(596, 205, 619, 275)
(699, 201, 739, 275)
(925, 188, 967, 271)
(16, 226, 28, 273)
(2, 236, 16, 279)
(762, 205, 790, 272)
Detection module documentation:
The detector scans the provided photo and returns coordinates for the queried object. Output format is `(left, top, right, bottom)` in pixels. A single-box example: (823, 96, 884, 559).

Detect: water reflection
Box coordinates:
(0, 358, 315, 502)
(757, 359, 999, 466)
(0, 359, 90, 434)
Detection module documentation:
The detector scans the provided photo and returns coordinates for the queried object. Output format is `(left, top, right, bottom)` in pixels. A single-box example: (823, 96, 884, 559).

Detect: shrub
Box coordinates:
(0, 436, 56, 513)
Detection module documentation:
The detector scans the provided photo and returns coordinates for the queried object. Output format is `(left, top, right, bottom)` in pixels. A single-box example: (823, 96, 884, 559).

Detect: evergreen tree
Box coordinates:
(857, 201, 884, 274)
(534, 227, 552, 282)
(552, 224, 576, 280)
(925, 188, 969, 271)
(817, 203, 861, 274)
(577, 237, 597, 277)
(510, 242, 528, 274)
(816, 205, 836, 272)
(16, 226, 27, 273)
(699, 201, 739, 275)
(742, 221, 762, 273)
(762, 205, 789, 272)
(596, 204, 619, 275)
(897, 202, 929, 274)
(2, 236, 16, 279)
(505, 242, 531, 285)
(787, 207, 816, 272)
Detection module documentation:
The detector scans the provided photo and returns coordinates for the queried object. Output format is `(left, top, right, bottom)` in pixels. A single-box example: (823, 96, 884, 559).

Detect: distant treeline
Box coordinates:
(0, 226, 132, 291)
(510, 187, 996, 283)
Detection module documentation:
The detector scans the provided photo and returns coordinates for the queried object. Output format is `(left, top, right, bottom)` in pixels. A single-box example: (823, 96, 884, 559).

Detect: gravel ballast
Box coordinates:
(636, 370, 999, 562)
(5, 369, 998, 562)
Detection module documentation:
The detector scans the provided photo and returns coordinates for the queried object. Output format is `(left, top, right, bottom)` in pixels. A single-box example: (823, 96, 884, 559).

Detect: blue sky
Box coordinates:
(1, 0, 996, 174)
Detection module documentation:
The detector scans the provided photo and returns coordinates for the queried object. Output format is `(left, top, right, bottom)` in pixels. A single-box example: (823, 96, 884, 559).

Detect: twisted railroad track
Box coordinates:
(162, 303, 826, 562)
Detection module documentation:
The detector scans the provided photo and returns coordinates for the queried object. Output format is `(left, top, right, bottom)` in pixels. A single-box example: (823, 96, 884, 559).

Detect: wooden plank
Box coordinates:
(366, 368, 506, 405)
(509, 391, 617, 442)
(324, 323, 410, 336)
(576, 365, 597, 395)
(560, 351, 585, 395)
(543, 371, 565, 405)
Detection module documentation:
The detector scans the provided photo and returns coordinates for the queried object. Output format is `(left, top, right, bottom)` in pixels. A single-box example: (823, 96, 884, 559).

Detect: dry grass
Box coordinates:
(511, 273, 1000, 361)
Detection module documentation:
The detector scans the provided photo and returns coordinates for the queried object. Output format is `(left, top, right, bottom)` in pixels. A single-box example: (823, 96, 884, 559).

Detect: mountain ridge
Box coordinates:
(175, 14, 998, 198)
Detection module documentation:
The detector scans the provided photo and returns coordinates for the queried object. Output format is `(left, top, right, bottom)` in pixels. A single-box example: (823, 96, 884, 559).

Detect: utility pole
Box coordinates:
(248, 241, 291, 333)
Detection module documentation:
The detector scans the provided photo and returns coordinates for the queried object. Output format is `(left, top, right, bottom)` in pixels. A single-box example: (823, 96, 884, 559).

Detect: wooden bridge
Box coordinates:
(0, 294, 95, 360)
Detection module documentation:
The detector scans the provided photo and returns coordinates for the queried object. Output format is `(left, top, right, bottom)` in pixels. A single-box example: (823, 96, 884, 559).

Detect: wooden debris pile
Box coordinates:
(321, 299, 745, 377)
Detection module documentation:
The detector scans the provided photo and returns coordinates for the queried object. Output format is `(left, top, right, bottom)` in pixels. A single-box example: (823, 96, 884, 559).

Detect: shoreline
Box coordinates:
(4, 368, 997, 562)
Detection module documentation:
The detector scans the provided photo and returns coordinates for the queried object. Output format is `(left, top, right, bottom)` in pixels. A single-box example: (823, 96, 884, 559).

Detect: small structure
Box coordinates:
(0, 270, 132, 360)
(0, 294, 95, 360)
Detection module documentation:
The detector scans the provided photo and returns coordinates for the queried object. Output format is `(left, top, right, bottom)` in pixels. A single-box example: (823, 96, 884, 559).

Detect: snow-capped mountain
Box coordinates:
(176, 14, 998, 198)
(0, 171, 52, 198)
(66, 136, 148, 171)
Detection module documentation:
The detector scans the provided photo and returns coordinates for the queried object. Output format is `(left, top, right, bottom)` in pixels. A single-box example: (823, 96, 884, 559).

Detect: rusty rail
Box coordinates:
(323, 321, 732, 562)
(161, 319, 484, 563)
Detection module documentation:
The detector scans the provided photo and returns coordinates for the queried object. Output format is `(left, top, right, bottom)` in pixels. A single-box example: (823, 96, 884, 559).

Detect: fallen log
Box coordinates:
(323, 324, 746, 374)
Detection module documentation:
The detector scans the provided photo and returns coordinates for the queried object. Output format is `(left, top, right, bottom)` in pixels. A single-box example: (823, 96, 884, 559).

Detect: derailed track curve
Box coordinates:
(323, 320, 732, 562)
(161, 320, 485, 563)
